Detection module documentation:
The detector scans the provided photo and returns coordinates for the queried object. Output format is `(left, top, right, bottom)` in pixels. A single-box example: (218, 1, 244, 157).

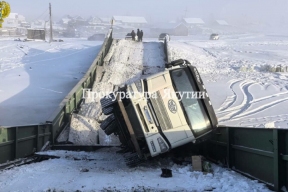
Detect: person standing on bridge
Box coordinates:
(139, 30, 143, 42)
(131, 30, 136, 41)
(136, 29, 140, 42)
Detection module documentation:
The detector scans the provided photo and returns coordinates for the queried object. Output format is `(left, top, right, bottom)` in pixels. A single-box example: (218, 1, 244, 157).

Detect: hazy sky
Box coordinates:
(6, 0, 288, 25)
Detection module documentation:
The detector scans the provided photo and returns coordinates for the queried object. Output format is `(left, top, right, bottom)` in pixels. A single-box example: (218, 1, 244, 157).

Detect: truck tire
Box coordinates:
(100, 114, 115, 130)
(104, 121, 117, 135)
(100, 93, 116, 108)
(102, 106, 114, 115)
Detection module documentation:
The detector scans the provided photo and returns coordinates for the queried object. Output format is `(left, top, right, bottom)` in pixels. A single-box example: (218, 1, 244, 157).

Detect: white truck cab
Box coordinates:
(100, 59, 218, 164)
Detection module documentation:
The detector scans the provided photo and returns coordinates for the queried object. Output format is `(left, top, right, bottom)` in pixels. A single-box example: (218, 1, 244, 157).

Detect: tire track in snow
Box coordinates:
(217, 80, 254, 115)
(239, 114, 288, 127)
(217, 79, 242, 112)
(218, 81, 288, 123)
(250, 91, 288, 104)
(218, 81, 254, 121)
(226, 98, 288, 122)
(202, 48, 217, 58)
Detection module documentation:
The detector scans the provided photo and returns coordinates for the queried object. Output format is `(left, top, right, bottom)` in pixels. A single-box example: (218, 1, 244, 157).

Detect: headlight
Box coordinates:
(157, 137, 168, 152)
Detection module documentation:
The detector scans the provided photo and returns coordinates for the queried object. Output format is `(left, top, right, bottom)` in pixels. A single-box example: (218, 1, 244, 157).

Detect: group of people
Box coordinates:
(131, 29, 143, 42)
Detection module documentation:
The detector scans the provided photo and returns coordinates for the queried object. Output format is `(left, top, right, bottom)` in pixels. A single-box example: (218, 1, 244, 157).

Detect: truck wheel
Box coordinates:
(100, 114, 115, 130)
(102, 106, 113, 115)
(104, 121, 117, 135)
(100, 93, 116, 108)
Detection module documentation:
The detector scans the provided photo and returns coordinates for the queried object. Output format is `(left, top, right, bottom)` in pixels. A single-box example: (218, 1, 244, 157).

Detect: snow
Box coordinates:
(0, 33, 287, 191)
(168, 34, 288, 128)
(0, 38, 103, 126)
(0, 148, 271, 192)
(67, 39, 166, 145)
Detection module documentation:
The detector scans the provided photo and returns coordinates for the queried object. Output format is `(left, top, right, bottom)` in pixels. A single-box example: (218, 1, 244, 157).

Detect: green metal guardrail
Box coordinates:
(204, 126, 288, 192)
(0, 29, 114, 164)
(161, 37, 288, 191)
(0, 124, 51, 164)
(46, 29, 113, 144)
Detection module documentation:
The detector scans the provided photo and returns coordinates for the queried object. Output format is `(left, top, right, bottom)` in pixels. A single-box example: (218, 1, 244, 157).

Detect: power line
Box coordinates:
(32, 8, 49, 21)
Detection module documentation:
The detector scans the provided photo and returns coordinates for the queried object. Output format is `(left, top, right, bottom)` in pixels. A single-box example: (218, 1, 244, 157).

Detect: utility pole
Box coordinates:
(49, 3, 53, 43)
(44, 21, 47, 41)
(184, 7, 188, 18)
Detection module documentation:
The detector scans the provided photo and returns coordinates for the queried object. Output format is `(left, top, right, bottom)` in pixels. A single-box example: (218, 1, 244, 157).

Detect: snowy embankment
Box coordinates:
(66, 39, 166, 145)
(0, 148, 271, 192)
(0, 36, 277, 192)
(0, 38, 103, 126)
(169, 34, 288, 128)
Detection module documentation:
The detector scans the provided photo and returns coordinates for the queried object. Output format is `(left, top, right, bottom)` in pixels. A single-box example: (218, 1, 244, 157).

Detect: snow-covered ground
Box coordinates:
(168, 34, 288, 128)
(0, 148, 271, 192)
(0, 38, 103, 126)
(0, 34, 287, 191)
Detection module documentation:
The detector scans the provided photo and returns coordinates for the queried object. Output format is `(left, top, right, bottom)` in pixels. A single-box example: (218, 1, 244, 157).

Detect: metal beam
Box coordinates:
(14, 127, 18, 159)
(273, 129, 279, 191)
(231, 145, 273, 157)
(208, 140, 226, 147)
(0, 140, 14, 147)
(227, 127, 232, 168)
(51, 145, 108, 151)
(116, 94, 143, 158)
(282, 155, 288, 161)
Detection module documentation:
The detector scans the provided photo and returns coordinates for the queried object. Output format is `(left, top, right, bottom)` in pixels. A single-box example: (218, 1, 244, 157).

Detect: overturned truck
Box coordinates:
(100, 59, 218, 166)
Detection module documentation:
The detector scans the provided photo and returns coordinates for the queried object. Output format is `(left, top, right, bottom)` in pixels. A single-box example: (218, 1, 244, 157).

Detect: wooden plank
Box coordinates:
(116, 94, 143, 158)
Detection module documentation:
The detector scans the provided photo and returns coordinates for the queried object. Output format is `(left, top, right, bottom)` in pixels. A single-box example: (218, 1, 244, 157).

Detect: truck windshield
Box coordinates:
(170, 68, 211, 137)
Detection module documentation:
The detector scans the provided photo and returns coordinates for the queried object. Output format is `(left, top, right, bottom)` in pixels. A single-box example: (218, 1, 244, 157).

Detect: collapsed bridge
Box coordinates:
(0, 29, 287, 191)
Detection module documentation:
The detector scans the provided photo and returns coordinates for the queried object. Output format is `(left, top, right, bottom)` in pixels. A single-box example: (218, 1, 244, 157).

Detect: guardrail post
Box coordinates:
(14, 127, 18, 159)
(74, 92, 77, 110)
(36, 125, 39, 151)
(273, 129, 279, 191)
(226, 127, 232, 168)
(47, 123, 54, 145)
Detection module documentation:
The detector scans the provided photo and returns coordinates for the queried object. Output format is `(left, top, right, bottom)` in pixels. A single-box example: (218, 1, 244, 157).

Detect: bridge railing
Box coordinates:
(0, 29, 114, 164)
(0, 124, 50, 164)
(203, 126, 288, 192)
(46, 29, 113, 144)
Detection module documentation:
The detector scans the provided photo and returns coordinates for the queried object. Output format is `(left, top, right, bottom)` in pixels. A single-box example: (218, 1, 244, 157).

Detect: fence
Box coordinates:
(0, 29, 114, 164)
(203, 126, 288, 192)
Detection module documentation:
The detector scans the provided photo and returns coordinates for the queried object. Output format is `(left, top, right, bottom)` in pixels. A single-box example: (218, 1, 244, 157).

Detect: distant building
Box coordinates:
(27, 29, 45, 40)
(31, 20, 47, 29)
(182, 18, 206, 35)
(152, 22, 189, 36)
(88, 16, 102, 25)
(2, 13, 26, 28)
(1, 13, 27, 36)
(215, 20, 229, 26)
(182, 18, 205, 26)
(207, 19, 236, 35)
(73, 16, 86, 23)
(112, 16, 147, 27)
(60, 15, 73, 25)
(99, 17, 112, 24)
